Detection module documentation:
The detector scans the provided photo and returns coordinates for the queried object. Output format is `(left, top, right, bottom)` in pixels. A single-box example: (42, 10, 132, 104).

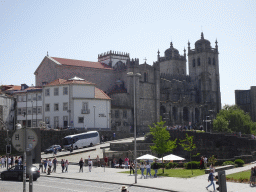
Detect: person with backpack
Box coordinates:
(206, 169, 215, 191)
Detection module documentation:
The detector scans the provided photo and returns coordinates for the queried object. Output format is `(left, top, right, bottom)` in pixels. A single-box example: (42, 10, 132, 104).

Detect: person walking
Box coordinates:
(204, 156, 208, 169)
(96, 155, 100, 167)
(140, 162, 145, 179)
(43, 158, 48, 173)
(1, 156, 5, 168)
(88, 159, 92, 172)
(206, 170, 215, 191)
(65, 160, 69, 172)
(146, 161, 151, 178)
(130, 161, 134, 175)
(48, 158, 52, 173)
(52, 158, 57, 173)
(39, 158, 43, 173)
(61, 159, 65, 173)
(152, 159, 159, 178)
(79, 158, 84, 172)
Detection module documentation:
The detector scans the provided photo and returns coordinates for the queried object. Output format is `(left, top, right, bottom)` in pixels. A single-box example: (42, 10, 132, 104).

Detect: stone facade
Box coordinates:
(34, 33, 220, 132)
(158, 33, 221, 127)
(235, 86, 256, 122)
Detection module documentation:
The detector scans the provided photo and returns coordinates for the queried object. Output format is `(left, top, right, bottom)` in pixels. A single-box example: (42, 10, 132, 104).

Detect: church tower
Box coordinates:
(188, 32, 221, 113)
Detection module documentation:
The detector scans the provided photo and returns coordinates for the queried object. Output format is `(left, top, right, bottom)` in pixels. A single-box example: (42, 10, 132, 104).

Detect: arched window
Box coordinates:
(193, 59, 195, 67)
(208, 57, 211, 65)
(213, 58, 215, 65)
(144, 72, 147, 82)
(197, 58, 200, 66)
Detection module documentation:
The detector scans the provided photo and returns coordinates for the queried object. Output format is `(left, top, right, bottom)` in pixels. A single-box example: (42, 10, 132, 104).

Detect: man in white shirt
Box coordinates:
(8, 156, 11, 168)
(204, 156, 208, 169)
(1, 156, 5, 168)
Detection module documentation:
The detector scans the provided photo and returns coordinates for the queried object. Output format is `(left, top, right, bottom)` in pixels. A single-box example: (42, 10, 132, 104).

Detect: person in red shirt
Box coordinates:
(104, 156, 108, 167)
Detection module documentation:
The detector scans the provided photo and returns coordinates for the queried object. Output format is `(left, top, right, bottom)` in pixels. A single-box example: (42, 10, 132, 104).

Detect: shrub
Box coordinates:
(184, 161, 200, 169)
(234, 159, 245, 167)
(222, 161, 235, 166)
(165, 162, 178, 169)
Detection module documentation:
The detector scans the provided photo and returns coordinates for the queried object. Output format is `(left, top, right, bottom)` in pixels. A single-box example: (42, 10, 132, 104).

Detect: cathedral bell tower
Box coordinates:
(188, 32, 221, 113)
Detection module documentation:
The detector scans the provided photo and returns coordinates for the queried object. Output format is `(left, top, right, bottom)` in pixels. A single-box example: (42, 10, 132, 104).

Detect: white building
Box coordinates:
(0, 92, 15, 130)
(14, 85, 43, 128)
(43, 77, 111, 129)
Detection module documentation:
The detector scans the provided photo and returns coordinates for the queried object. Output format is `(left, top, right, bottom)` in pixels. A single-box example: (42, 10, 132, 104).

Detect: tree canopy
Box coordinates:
(149, 119, 177, 156)
(213, 105, 256, 134)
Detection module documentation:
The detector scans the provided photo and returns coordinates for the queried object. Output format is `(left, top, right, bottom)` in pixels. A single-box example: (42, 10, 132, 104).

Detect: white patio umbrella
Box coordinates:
(136, 154, 158, 160)
(162, 154, 185, 161)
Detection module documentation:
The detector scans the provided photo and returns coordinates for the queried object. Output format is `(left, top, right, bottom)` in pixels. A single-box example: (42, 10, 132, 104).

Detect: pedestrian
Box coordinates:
(79, 158, 84, 172)
(39, 158, 43, 173)
(1, 156, 5, 168)
(48, 158, 52, 173)
(130, 161, 134, 175)
(124, 157, 129, 169)
(121, 185, 129, 192)
(43, 158, 48, 173)
(200, 156, 204, 169)
(152, 159, 159, 178)
(104, 156, 108, 167)
(101, 135, 104, 143)
(119, 157, 123, 168)
(140, 162, 145, 179)
(113, 132, 116, 140)
(146, 161, 151, 178)
(96, 155, 100, 167)
(61, 159, 65, 173)
(88, 159, 92, 172)
(65, 160, 69, 172)
(204, 156, 208, 169)
(206, 169, 215, 191)
(53, 147, 57, 156)
(53, 157, 57, 173)
(8, 156, 11, 168)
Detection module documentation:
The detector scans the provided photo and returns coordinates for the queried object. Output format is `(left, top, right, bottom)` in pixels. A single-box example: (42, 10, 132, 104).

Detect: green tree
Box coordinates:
(149, 118, 177, 173)
(179, 133, 199, 175)
(213, 105, 256, 134)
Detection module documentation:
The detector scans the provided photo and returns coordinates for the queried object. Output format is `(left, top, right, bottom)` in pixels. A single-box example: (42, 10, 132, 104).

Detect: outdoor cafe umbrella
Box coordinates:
(136, 154, 158, 160)
(162, 154, 185, 161)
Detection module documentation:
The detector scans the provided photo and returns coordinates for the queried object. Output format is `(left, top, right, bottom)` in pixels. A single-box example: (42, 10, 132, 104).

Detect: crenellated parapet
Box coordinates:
(98, 50, 129, 59)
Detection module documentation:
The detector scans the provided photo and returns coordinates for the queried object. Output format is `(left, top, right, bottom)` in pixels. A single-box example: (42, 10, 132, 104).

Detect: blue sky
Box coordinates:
(1, 0, 255, 106)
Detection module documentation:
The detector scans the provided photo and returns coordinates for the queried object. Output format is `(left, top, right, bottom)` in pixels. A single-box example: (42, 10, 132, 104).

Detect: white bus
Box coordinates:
(62, 131, 100, 150)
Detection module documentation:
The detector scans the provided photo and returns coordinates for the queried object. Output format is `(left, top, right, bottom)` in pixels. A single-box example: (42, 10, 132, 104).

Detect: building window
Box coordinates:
(63, 87, 68, 95)
(27, 94, 31, 101)
(45, 117, 50, 124)
(22, 108, 26, 116)
(63, 102, 68, 111)
(33, 107, 37, 114)
(45, 89, 50, 96)
(197, 58, 200, 66)
(78, 117, 84, 123)
(22, 95, 26, 102)
(63, 116, 68, 127)
(54, 116, 59, 128)
(213, 58, 215, 65)
(54, 103, 59, 111)
(37, 94, 42, 101)
(123, 110, 127, 118)
(192, 59, 195, 67)
(32, 120, 36, 127)
(42, 82, 48, 86)
(18, 108, 22, 115)
(82, 102, 88, 111)
(18, 96, 22, 102)
(37, 107, 42, 114)
(208, 57, 211, 64)
(27, 108, 32, 115)
(54, 88, 59, 96)
(45, 104, 50, 111)
(144, 72, 148, 82)
(115, 110, 119, 118)
(32, 94, 37, 101)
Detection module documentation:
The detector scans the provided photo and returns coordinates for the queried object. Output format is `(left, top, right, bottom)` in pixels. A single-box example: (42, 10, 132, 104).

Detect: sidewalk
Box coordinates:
(40, 162, 256, 192)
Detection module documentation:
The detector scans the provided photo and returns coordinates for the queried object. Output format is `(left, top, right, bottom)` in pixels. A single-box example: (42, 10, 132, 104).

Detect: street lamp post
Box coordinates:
(127, 71, 141, 184)
(93, 106, 96, 128)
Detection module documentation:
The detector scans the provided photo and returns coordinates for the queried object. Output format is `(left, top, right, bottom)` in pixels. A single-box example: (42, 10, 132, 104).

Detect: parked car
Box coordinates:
(44, 145, 62, 154)
(1, 165, 40, 181)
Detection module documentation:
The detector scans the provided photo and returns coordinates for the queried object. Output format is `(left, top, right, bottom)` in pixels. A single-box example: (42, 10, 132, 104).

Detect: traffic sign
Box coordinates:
(12, 129, 38, 152)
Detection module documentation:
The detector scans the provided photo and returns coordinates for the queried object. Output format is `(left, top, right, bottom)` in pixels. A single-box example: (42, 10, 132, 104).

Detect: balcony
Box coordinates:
(81, 109, 90, 114)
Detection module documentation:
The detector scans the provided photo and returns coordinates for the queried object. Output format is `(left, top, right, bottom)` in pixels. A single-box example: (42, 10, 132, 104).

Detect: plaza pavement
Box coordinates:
(40, 137, 256, 192)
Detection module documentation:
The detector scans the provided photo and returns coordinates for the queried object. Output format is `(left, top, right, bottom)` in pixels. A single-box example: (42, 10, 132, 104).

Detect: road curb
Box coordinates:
(41, 174, 176, 192)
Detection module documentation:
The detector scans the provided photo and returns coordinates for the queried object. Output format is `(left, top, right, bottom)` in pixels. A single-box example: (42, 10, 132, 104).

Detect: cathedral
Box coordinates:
(34, 32, 221, 132)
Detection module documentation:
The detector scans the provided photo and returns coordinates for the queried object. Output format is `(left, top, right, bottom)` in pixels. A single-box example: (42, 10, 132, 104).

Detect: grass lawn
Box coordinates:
(226, 170, 251, 180)
(120, 168, 205, 178)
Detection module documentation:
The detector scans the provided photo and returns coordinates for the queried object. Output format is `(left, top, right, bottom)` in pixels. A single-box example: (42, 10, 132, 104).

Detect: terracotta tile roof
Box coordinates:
(45, 78, 95, 86)
(1, 85, 21, 91)
(51, 57, 112, 70)
(95, 87, 111, 100)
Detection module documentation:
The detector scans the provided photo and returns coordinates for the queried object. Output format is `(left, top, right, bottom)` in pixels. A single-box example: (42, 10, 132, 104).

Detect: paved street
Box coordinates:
(0, 177, 168, 192)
